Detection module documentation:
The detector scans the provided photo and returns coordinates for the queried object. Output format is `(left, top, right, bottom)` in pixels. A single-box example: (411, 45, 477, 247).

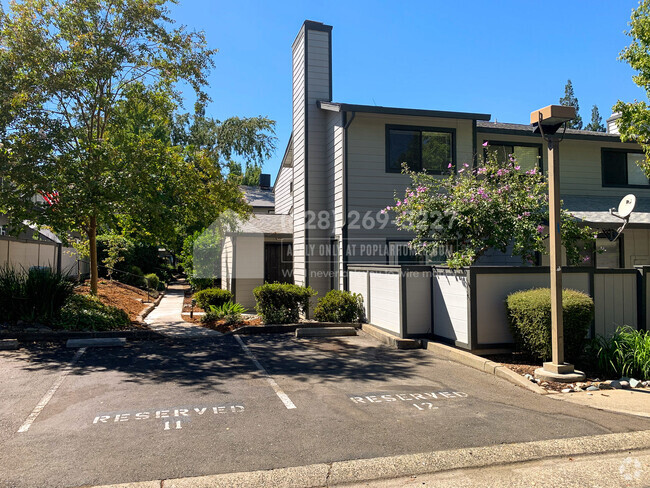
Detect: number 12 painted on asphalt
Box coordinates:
(412, 403, 438, 411)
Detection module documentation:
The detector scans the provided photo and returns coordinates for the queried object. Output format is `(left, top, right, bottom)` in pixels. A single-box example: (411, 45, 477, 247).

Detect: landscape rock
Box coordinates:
(561, 388, 573, 393)
(608, 380, 622, 389)
(598, 382, 614, 390)
(586, 385, 599, 391)
(524, 373, 534, 381)
(630, 378, 642, 388)
(643, 381, 650, 388)
(619, 380, 630, 389)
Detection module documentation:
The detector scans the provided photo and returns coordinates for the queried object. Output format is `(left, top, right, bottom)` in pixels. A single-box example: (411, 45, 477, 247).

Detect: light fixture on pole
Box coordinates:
(531, 105, 586, 383)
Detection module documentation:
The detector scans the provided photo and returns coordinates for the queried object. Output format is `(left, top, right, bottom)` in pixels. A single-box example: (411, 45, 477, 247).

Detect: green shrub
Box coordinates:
(144, 273, 160, 291)
(0, 266, 75, 324)
(314, 290, 364, 323)
(190, 277, 219, 291)
(56, 294, 130, 331)
(588, 326, 650, 380)
(194, 287, 233, 310)
(201, 301, 247, 325)
(253, 283, 316, 324)
(506, 288, 593, 361)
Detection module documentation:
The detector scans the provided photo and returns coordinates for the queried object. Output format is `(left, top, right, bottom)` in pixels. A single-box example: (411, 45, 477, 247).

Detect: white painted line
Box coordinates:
(234, 335, 296, 410)
(18, 347, 87, 433)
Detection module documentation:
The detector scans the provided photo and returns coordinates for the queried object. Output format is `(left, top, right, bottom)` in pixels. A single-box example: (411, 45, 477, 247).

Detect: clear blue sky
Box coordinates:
(167, 0, 646, 182)
(27, 1, 649, 183)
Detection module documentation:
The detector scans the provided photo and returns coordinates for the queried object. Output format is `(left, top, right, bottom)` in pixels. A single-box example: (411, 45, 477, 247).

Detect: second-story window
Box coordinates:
(484, 142, 542, 173)
(386, 125, 454, 174)
(602, 149, 648, 187)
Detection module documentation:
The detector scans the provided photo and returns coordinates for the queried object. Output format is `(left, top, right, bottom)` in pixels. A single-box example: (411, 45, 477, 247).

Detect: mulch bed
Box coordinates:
(483, 352, 604, 392)
(182, 313, 263, 334)
(76, 280, 153, 327)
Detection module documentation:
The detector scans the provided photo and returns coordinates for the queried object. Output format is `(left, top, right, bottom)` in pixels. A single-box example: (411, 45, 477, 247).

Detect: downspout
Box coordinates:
(56, 242, 62, 275)
(342, 111, 356, 290)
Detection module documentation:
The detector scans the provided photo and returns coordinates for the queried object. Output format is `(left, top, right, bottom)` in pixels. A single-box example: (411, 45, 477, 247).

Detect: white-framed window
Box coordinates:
(0, 225, 6, 236)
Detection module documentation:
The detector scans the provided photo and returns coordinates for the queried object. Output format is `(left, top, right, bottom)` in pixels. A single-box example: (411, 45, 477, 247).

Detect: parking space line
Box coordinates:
(17, 347, 87, 433)
(234, 335, 296, 410)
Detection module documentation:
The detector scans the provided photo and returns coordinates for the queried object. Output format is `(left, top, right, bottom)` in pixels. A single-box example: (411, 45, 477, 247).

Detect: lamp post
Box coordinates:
(531, 105, 586, 383)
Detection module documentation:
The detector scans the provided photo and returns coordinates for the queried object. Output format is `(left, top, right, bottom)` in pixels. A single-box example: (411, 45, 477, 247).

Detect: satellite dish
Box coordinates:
(604, 194, 636, 241)
(617, 194, 636, 219)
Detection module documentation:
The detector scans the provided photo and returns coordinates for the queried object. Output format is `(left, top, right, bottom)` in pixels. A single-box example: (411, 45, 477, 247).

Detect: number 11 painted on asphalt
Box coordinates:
(164, 420, 182, 430)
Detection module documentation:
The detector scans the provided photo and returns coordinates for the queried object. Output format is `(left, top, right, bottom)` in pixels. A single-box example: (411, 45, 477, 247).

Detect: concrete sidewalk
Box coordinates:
(145, 283, 221, 339)
(552, 388, 650, 418)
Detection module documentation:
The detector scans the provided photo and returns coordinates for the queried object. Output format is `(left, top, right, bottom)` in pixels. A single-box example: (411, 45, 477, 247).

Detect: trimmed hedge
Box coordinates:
(314, 290, 364, 323)
(253, 283, 316, 324)
(506, 288, 594, 361)
(194, 287, 233, 310)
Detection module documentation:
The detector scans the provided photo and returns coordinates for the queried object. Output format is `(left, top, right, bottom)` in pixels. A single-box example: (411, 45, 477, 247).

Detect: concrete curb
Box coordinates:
(91, 429, 650, 488)
(295, 327, 357, 337)
(421, 340, 548, 395)
(361, 323, 421, 350)
(233, 322, 362, 336)
(0, 329, 163, 342)
(136, 290, 166, 323)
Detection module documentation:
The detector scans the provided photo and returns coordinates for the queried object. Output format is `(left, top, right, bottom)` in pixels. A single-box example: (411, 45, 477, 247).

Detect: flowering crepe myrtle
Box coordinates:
(386, 148, 598, 268)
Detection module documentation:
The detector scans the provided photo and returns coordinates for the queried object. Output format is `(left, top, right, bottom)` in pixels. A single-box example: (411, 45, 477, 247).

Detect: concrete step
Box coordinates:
(66, 338, 127, 348)
(295, 327, 357, 338)
(0, 339, 19, 350)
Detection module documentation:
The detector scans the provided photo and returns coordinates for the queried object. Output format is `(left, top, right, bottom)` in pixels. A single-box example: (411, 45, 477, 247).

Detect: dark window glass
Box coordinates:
(602, 150, 628, 186)
(387, 128, 453, 173)
(487, 144, 540, 173)
(388, 129, 420, 172)
(422, 132, 452, 173)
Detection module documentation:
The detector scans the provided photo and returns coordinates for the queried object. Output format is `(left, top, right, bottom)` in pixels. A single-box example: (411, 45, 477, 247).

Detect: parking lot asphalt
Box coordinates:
(1, 332, 649, 488)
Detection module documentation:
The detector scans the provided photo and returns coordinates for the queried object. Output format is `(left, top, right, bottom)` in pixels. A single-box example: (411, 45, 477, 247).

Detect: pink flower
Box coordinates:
(396, 201, 401, 207)
(536, 225, 544, 233)
(482, 141, 488, 147)
(448, 163, 453, 169)
(582, 256, 591, 263)
(514, 165, 520, 170)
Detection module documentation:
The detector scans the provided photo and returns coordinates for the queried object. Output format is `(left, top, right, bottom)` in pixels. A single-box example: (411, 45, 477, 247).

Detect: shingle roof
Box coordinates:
(241, 186, 275, 208)
(563, 195, 650, 226)
(233, 214, 293, 235)
(477, 121, 630, 143)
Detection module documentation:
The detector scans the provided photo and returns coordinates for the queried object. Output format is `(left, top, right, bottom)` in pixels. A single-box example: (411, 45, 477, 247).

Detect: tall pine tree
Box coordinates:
(559, 79, 583, 129)
(585, 105, 606, 132)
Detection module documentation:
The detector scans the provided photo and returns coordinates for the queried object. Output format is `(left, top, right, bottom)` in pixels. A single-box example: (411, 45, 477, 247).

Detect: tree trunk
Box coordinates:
(88, 216, 98, 295)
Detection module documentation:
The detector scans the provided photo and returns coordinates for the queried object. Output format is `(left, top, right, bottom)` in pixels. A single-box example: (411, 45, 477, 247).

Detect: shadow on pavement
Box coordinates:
(7, 334, 427, 392)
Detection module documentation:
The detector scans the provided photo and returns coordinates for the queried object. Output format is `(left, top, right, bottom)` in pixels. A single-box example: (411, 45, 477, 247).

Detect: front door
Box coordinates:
(264, 242, 293, 284)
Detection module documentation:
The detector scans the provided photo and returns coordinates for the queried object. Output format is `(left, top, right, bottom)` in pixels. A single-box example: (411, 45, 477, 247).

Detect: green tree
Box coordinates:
(585, 105, 606, 132)
(227, 161, 263, 186)
(0, 0, 274, 294)
(559, 79, 583, 130)
(614, 0, 650, 176)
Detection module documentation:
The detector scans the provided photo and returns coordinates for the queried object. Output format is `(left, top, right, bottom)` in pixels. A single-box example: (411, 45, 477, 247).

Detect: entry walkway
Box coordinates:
(145, 282, 221, 338)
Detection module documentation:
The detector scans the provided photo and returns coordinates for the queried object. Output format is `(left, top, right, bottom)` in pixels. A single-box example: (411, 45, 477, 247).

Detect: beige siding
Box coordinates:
(291, 28, 307, 286)
(274, 164, 293, 215)
(304, 29, 333, 296)
(477, 131, 650, 199)
(0, 238, 81, 277)
(433, 270, 469, 344)
(474, 272, 590, 345)
(232, 235, 264, 310)
(368, 271, 401, 334)
(345, 114, 474, 265)
(623, 229, 650, 267)
(348, 269, 368, 320)
(405, 271, 431, 335)
(221, 236, 234, 293)
(593, 272, 637, 336)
